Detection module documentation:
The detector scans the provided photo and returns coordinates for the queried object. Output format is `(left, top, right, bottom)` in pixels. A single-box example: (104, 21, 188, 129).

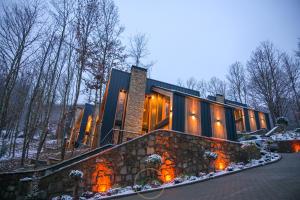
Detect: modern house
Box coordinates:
(94, 66, 271, 145)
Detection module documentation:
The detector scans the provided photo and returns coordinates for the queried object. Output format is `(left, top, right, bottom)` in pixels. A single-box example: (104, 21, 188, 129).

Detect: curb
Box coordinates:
(100, 154, 282, 200)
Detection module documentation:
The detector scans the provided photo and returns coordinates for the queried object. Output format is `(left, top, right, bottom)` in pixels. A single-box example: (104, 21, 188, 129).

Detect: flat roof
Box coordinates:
(152, 86, 269, 113)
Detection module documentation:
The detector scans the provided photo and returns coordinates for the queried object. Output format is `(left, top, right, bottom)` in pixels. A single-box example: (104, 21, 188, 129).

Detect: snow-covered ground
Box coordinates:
(270, 131, 300, 141)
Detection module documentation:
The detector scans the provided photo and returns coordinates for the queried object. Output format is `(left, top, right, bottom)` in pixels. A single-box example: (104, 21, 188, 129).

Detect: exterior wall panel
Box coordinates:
(254, 111, 261, 130)
(225, 107, 237, 141)
(243, 108, 251, 132)
(201, 101, 212, 137)
(100, 70, 130, 142)
(265, 113, 271, 130)
(172, 93, 185, 132)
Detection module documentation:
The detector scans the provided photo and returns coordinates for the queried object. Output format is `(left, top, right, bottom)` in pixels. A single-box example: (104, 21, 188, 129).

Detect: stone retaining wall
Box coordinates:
(276, 140, 300, 153)
(0, 129, 246, 199)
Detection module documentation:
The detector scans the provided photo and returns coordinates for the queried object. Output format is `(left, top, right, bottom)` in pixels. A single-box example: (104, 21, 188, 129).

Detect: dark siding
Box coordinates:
(172, 93, 185, 132)
(265, 113, 271, 130)
(100, 69, 130, 141)
(255, 111, 261, 130)
(77, 103, 94, 143)
(225, 107, 237, 141)
(146, 79, 200, 96)
(243, 108, 251, 132)
(201, 101, 212, 137)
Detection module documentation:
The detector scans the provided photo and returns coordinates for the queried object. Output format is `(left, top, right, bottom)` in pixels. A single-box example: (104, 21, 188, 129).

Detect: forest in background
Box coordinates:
(0, 0, 299, 166)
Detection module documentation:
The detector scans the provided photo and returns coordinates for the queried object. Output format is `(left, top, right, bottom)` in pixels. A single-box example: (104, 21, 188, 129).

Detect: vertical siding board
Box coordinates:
(201, 101, 212, 137)
(255, 111, 261, 130)
(243, 108, 251, 132)
(265, 113, 271, 130)
(225, 107, 237, 141)
(172, 93, 185, 132)
(100, 70, 130, 142)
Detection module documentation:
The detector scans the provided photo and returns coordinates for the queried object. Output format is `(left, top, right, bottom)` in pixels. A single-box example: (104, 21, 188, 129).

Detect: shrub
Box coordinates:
(145, 154, 162, 165)
(276, 117, 288, 127)
(204, 151, 218, 160)
(237, 143, 261, 163)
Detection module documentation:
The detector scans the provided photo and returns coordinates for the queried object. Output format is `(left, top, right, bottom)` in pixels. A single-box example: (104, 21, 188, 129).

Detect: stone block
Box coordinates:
(120, 166, 127, 175)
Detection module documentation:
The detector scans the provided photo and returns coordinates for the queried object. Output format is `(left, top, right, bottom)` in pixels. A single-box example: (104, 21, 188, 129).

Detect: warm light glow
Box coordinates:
(292, 143, 300, 152)
(165, 174, 172, 182)
(211, 105, 227, 139)
(215, 120, 222, 126)
(216, 162, 225, 170)
(92, 163, 112, 193)
(214, 151, 228, 171)
(160, 153, 175, 183)
(85, 115, 93, 133)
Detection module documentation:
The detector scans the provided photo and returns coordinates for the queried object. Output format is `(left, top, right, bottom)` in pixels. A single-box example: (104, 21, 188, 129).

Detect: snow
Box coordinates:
(69, 170, 84, 179)
(271, 131, 300, 141)
(51, 195, 73, 200)
(204, 150, 218, 159)
(20, 177, 33, 181)
(145, 154, 162, 165)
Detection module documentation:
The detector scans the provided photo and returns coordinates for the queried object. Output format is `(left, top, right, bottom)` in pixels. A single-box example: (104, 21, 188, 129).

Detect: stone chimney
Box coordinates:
(123, 66, 147, 141)
(216, 94, 225, 104)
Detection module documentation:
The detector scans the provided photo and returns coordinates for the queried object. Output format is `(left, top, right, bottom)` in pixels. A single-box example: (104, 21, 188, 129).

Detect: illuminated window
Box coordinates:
(144, 93, 170, 132)
(185, 97, 201, 135)
(234, 109, 245, 133)
(211, 104, 227, 139)
(114, 90, 127, 129)
(259, 112, 267, 129)
(249, 110, 257, 131)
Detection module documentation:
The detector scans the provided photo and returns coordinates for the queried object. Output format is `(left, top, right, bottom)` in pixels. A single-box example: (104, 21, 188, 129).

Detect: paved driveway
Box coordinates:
(116, 153, 300, 200)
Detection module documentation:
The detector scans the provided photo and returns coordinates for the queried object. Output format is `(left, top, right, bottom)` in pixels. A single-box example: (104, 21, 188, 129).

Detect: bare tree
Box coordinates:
(0, 1, 40, 142)
(207, 77, 227, 96)
(186, 77, 197, 90)
(176, 78, 185, 87)
(247, 41, 288, 123)
(282, 53, 300, 125)
(296, 38, 300, 59)
(196, 79, 207, 98)
(0, 1, 43, 162)
(226, 62, 248, 103)
(63, 0, 98, 155)
(128, 33, 154, 71)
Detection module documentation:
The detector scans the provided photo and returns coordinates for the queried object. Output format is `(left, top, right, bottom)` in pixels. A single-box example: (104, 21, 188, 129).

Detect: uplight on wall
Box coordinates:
(189, 113, 198, 120)
(215, 119, 222, 126)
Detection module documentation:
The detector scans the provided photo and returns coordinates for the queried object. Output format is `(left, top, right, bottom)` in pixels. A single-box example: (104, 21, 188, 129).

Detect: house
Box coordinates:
(95, 66, 271, 146)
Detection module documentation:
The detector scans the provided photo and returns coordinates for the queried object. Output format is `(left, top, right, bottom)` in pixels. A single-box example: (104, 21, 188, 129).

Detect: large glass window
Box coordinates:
(211, 104, 227, 139)
(114, 90, 127, 129)
(185, 97, 201, 135)
(259, 112, 267, 129)
(234, 109, 245, 133)
(143, 93, 170, 132)
(249, 110, 257, 131)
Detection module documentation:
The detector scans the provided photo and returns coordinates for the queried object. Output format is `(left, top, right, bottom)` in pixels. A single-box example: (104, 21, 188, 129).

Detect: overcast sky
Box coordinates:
(115, 0, 300, 84)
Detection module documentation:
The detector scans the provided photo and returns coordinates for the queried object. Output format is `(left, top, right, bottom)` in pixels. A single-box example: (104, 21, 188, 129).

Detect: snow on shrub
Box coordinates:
(145, 154, 162, 165)
(51, 195, 73, 200)
(133, 184, 142, 192)
(69, 170, 83, 179)
(204, 150, 218, 160)
(239, 143, 261, 163)
(173, 177, 184, 184)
